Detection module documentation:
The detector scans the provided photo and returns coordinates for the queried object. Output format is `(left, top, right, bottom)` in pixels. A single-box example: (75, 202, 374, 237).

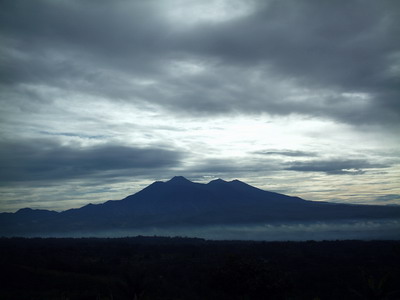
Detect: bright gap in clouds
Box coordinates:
(2, 93, 399, 212)
(163, 0, 258, 26)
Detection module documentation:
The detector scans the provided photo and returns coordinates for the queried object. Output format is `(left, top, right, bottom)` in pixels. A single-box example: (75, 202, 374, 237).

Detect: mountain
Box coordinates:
(1, 176, 400, 237)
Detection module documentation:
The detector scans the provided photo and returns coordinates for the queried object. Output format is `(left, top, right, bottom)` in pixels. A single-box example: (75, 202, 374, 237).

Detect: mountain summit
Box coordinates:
(167, 176, 193, 184)
(1, 177, 400, 237)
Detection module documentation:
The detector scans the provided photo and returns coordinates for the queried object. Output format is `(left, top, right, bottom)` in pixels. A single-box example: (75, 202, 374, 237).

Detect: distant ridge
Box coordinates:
(1, 176, 400, 237)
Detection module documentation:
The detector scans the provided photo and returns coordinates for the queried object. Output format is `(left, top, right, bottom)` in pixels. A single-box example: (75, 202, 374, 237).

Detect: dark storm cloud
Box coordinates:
(192, 0, 399, 86)
(1, 0, 399, 125)
(179, 0, 400, 124)
(285, 159, 388, 175)
(0, 0, 168, 84)
(0, 139, 183, 183)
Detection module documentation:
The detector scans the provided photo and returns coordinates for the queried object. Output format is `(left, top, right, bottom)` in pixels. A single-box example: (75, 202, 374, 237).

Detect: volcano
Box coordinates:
(1, 176, 399, 237)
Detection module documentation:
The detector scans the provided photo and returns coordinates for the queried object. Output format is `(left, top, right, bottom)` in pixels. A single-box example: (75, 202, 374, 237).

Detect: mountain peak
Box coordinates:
(168, 176, 192, 184)
(229, 179, 248, 185)
(208, 178, 227, 184)
(16, 208, 33, 214)
(230, 179, 243, 183)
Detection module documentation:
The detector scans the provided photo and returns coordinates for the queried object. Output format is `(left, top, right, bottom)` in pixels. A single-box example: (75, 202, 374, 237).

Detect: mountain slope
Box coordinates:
(1, 176, 400, 236)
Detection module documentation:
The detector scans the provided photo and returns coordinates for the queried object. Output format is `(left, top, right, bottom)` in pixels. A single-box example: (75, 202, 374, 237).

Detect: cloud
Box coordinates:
(185, 156, 285, 177)
(285, 159, 388, 175)
(0, 139, 183, 183)
(1, 0, 399, 126)
(374, 194, 400, 203)
(253, 150, 317, 157)
(39, 131, 107, 140)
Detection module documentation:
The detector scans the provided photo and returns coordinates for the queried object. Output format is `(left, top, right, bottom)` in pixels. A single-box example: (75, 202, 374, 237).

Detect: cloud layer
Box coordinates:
(0, 139, 182, 183)
(285, 159, 388, 175)
(1, 0, 399, 124)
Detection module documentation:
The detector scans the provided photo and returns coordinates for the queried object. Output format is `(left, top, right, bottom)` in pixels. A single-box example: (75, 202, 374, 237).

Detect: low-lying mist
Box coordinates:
(33, 219, 400, 241)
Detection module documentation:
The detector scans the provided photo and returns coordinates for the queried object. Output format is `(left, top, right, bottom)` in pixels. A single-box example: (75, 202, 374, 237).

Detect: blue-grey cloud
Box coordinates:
(0, 139, 183, 183)
(374, 194, 400, 202)
(39, 131, 107, 139)
(253, 150, 317, 157)
(285, 159, 388, 175)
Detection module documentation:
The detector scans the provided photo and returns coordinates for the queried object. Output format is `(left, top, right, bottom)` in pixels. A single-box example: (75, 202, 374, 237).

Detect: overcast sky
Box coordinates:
(1, 0, 399, 212)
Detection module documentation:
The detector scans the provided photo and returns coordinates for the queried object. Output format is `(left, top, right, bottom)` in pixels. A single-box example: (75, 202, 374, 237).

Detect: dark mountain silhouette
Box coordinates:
(1, 176, 400, 237)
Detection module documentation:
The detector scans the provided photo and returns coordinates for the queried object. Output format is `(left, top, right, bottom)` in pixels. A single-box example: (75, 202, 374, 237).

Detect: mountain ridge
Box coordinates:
(1, 176, 400, 237)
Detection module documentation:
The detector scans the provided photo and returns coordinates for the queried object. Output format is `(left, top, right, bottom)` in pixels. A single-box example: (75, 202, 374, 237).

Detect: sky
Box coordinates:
(0, 0, 399, 212)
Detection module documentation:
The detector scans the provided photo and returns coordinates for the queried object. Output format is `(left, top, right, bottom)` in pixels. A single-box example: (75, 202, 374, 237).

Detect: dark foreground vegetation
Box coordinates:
(0, 237, 399, 299)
